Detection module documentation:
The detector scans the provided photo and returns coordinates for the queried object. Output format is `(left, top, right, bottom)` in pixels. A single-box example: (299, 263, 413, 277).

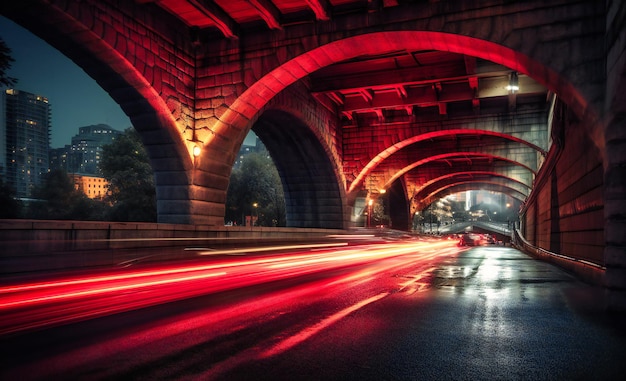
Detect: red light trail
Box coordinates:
(0, 239, 461, 337)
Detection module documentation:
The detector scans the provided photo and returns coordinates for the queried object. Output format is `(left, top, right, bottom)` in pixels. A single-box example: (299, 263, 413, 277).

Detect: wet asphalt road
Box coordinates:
(2, 244, 625, 380)
(224, 246, 626, 380)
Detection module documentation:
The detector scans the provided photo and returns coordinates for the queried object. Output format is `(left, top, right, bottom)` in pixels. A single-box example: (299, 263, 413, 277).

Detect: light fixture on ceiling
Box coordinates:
(193, 145, 201, 157)
(506, 72, 519, 92)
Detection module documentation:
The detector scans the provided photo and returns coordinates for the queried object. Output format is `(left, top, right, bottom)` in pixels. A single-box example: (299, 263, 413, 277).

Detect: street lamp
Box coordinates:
(190, 144, 201, 185)
(506, 72, 519, 92)
(367, 199, 373, 228)
(192, 145, 201, 158)
(252, 202, 258, 227)
(414, 211, 420, 232)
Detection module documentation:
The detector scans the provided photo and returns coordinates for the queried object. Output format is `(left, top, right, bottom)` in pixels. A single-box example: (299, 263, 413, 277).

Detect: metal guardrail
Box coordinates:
(512, 228, 605, 270)
(437, 221, 511, 236)
(477, 221, 511, 235)
(511, 228, 605, 287)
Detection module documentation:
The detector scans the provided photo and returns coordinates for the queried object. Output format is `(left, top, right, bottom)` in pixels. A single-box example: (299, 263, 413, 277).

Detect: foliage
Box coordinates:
(0, 177, 21, 218)
(225, 152, 285, 226)
(100, 128, 156, 222)
(29, 169, 103, 220)
(0, 37, 17, 87)
(370, 199, 388, 227)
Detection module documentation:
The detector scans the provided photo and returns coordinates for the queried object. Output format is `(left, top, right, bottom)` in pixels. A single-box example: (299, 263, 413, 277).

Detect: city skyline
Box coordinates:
(0, 16, 131, 148)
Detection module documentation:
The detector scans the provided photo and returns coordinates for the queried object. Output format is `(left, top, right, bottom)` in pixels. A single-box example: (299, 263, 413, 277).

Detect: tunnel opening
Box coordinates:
(415, 190, 521, 236)
(387, 178, 410, 231)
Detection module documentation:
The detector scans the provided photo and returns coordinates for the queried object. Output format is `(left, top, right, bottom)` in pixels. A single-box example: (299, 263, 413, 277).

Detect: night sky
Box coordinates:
(0, 16, 132, 148)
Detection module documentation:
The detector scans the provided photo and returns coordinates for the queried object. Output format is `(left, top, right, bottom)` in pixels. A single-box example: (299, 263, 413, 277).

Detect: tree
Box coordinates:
(225, 152, 285, 226)
(100, 128, 156, 222)
(29, 169, 99, 220)
(371, 199, 388, 227)
(0, 37, 17, 87)
(0, 177, 21, 218)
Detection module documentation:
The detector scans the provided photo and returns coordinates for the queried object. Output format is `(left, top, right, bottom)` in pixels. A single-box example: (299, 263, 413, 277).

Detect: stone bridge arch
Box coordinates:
(1, 0, 202, 223)
(1, 1, 604, 227)
(383, 152, 536, 191)
(251, 107, 345, 228)
(421, 182, 528, 208)
(384, 152, 534, 230)
(209, 28, 599, 227)
(415, 171, 530, 204)
(408, 164, 532, 196)
(358, 129, 543, 197)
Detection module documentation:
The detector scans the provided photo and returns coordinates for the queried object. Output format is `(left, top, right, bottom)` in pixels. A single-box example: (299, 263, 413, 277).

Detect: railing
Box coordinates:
(437, 221, 511, 240)
(512, 228, 605, 286)
(0, 219, 345, 276)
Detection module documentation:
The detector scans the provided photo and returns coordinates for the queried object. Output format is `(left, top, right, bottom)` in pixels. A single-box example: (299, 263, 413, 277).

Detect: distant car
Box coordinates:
(458, 233, 484, 246)
(483, 234, 496, 244)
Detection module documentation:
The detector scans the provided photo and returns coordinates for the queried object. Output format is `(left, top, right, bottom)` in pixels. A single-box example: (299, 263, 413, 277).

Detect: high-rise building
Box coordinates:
(69, 124, 121, 175)
(49, 145, 75, 173)
(233, 135, 267, 168)
(0, 89, 51, 198)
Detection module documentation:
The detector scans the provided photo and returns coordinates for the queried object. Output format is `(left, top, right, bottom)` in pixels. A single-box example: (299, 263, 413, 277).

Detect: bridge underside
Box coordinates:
(0, 0, 568, 230)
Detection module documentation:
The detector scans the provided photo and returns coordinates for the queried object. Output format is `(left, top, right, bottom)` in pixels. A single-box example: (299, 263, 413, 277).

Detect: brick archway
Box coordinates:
(423, 183, 528, 206)
(251, 109, 345, 229)
(350, 129, 544, 195)
(212, 31, 593, 228)
(217, 30, 590, 139)
(415, 172, 530, 204)
(384, 152, 536, 191)
(0, 1, 600, 226)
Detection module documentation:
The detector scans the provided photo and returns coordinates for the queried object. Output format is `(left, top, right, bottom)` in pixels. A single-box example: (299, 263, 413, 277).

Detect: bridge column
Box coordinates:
(604, 116, 626, 310)
(604, 0, 626, 311)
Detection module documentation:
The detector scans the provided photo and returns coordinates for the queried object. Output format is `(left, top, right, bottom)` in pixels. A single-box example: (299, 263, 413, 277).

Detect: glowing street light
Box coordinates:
(253, 202, 258, 227)
(193, 145, 201, 157)
(506, 72, 519, 92)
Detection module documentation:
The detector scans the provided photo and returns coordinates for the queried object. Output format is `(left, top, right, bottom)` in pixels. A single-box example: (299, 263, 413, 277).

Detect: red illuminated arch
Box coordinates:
(348, 129, 543, 193)
(204, 30, 586, 225)
(218, 30, 585, 150)
(414, 172, 531, 200)
(383, 152, 537, 191)
(417, 182, 527, 210)
(3, 6, 595, 227)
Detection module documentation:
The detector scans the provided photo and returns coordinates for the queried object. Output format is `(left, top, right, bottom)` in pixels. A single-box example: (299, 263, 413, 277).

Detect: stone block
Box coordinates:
(157, 213, 192, 225)
(605, 246, 626, 267)
(606, 220, 626, 245)
(604, 199, 626, 218)
(156, 184, 191, 200)
(605, 267, 626, 289)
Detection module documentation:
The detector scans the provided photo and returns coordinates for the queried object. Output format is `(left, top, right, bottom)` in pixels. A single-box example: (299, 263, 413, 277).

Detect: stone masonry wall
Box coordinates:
(603, 0, 626, 308)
